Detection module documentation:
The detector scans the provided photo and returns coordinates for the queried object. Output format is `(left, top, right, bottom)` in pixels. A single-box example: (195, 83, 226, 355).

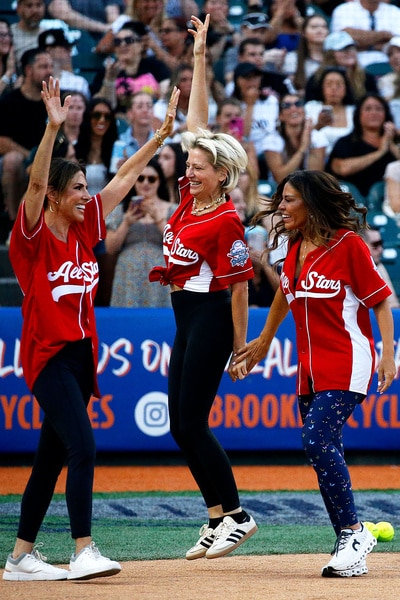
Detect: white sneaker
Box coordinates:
(323, 523, 376, 572)
(186, 524, 216, 560)
(206, 514, 258, 559)
(67, 542, 121, 580)
(322, 558, 368, 578)
(3, 545, 68, 581)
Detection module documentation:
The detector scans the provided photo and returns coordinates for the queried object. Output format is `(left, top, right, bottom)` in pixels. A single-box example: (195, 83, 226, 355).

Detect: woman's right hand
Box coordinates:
(41, 77, 71, 128)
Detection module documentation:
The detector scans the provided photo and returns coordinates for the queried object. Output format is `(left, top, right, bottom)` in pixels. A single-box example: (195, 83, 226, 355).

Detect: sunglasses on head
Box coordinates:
(281, 100, 304, 109)
(91, 111, 112, 122)
(114, 35, 140, 47)
(370, 240, 383, 249)
(137, 174, 158, 183)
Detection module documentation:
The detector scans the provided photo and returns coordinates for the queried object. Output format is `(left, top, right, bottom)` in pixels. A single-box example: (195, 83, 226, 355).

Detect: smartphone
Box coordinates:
(130, 195, 144, 208)
(321, 105, 333, 118)
(229, 117, 244, 139)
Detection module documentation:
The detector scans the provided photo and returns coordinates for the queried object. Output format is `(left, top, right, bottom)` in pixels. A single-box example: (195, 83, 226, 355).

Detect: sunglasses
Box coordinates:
(114, 36, 140, 47)
(137, 175, 158, 183)
(160, 28, 179, 34)
(370, 240, 383, 249)
(281, 100, 304, 109)
(91, 111, 112, 122)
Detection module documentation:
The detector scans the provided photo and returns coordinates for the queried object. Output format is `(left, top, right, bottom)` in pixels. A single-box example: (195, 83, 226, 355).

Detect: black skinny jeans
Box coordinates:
(169, 289, 240, 513)
(18, 339, 95, 542)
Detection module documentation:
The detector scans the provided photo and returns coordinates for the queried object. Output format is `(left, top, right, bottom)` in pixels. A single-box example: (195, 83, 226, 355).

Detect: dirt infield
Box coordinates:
(1, 465, 399, 599)
(1, 554, 399, 600)
(1, 464, 399, 494)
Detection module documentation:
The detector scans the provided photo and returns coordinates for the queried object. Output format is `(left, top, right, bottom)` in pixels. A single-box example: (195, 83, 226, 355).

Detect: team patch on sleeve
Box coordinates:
(228, 240, 250, 267)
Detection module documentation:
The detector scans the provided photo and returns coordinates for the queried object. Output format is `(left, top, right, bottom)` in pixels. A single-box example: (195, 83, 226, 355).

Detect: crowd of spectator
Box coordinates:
(1, 0, 400, 307)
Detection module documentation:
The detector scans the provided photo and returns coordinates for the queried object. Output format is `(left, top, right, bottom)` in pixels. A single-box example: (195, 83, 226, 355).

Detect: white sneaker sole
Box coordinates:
(67, 565, 121, 580)
(322, 562, 368, 578)
(206, 524, 258, 559)
(3, 570, 67, 581)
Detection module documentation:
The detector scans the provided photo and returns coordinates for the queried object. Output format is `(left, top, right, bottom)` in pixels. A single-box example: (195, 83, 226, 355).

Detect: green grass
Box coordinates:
(0, 492, 399, 567)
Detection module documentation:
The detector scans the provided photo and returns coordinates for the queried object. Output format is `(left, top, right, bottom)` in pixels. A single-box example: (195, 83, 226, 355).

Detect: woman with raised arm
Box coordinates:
(150, 15, 258, 561)
(4, 77, 179, 583)
(232, 170, 396, 578)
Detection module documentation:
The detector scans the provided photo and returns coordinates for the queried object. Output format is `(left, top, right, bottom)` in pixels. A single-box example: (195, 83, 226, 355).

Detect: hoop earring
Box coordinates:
(49, 204, 55, 213)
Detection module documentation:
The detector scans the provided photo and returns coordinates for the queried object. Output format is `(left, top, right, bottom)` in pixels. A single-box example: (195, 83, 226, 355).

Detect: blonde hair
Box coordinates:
(181, 128, 248, 193)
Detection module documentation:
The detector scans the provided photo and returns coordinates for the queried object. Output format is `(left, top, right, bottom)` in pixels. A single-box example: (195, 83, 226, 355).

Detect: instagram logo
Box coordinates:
(134, 392, 170, 437)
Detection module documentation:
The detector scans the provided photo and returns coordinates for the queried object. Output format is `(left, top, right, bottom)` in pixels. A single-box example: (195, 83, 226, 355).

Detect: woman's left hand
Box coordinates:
(188, 14, 210, 56)
(41, 77, 71, 127)
(157, 86, 180, 141)
(228, 355, 248, 382)
(377, 355, 397, 393)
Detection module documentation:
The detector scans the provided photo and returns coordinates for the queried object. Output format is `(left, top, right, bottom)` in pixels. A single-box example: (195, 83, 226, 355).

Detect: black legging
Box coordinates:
(17, 339, 95, 542)
(169, 289, 240, 513)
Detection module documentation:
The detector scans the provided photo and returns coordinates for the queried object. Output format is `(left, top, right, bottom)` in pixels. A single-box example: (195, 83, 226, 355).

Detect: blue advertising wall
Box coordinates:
(1, 307, 400, 453)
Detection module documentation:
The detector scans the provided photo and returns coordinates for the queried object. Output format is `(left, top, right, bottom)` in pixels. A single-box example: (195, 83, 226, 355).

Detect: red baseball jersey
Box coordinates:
(149, 177, 254, 290)
(10, 195, 105, 396)
(281, 229, 391, 395)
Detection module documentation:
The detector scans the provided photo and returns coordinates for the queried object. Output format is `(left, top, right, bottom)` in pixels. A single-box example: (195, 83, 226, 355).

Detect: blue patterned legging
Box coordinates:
(298, 390, 365, 536)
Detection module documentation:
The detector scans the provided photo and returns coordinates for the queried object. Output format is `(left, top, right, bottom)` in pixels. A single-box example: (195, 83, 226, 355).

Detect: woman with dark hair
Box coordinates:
(283, 13, 329, 95)
(157, 142, 188, 203)
(105, 158, 177, 307)
(263, 93, 327, 183)
(233, 170, 395, 578)
(5, 77, 179, 581)
(0, 18, 15, 97)
(327, 93, 400, 198)
(304, 66, 355, 156)
(75, 97, 118, 195)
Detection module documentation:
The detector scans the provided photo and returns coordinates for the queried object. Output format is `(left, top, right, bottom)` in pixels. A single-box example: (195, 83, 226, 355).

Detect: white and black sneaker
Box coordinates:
(322, 558, 368, 578)
(206, 514, 257, 559)
(186, 525, 216, 560)
(322, 523, 376, 574)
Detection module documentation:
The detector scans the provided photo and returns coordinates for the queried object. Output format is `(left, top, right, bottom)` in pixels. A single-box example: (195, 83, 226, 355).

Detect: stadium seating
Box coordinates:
(338, 180, 366, 206)
(366, 180, 385, 212)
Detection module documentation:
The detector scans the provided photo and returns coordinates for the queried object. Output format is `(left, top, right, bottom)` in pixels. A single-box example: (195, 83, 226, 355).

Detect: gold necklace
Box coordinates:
(301, 239, 308, 264)
(191, 193, 225, 216)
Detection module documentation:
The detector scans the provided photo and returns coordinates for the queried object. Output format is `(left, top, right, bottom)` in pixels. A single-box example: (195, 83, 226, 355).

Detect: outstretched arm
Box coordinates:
(229, 287, 289, 379)
(186, 14, 210, 133)
(100, 87, 180, 218)
(23, 77, 71, 232)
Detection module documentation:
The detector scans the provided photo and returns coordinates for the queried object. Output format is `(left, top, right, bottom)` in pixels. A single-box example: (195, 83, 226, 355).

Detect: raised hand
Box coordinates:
(41, 77, 71, 128)
(188, 14, 210, 56)
(158, 86, 180, 140)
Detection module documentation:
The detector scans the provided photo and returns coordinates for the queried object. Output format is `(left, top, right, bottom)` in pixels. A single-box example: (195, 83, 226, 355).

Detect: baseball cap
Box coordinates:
(120, 20, 149, 38)
(241, 13, 269, 30)
(38, 29, 74, 50)
(323, 31, 355, 52)
(384, 36, 400, 54)
(234, 62, 264, 78)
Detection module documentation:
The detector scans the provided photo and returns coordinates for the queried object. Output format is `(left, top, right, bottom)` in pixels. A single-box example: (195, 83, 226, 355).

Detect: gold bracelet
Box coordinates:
(154, 129, 164, 148)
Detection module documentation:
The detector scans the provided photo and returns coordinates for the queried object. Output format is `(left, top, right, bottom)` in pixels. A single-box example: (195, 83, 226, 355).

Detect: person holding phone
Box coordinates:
(105, 158, 178, 307)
